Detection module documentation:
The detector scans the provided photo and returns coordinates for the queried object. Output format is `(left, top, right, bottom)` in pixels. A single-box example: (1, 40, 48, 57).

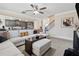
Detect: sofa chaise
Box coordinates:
(0, 40, 24, 56)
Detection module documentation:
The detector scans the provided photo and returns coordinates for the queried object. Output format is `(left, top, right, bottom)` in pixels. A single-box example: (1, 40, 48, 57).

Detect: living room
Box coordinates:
(0, 3, 79, 56)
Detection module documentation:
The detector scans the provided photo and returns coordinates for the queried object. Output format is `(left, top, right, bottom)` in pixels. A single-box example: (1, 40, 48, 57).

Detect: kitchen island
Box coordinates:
(0, 29, 34, 38)
(8, 29, 34, 38)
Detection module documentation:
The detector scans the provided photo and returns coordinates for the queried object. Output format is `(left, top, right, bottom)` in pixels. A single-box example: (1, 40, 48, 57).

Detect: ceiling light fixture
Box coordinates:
(33, 11, 39, 15)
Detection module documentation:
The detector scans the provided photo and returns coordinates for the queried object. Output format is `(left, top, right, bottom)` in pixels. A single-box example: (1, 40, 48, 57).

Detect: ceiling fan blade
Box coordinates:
(40, 7, 47, 10)
(35, 5, 38, 10)
(39, 11, 44, 14)
(21, 11, 26, 13)
(21, 10, 33, 13)
(30, 4, 34, 8)
(25, 10, 33, 11)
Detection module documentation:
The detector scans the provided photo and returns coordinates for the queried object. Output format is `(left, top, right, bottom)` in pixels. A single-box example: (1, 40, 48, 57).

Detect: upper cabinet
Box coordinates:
(5, 19, 16, 27)
(5, 20, 34, 29)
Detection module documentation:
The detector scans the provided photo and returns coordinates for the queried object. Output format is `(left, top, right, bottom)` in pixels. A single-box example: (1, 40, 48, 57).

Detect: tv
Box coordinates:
(75, 3, 79, 19)
(73, 3, 79, 51)
(73, 31, 79, 51)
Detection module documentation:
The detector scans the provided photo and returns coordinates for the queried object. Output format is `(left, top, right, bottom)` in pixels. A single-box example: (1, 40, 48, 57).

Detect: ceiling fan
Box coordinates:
(21, 4, 47, 15)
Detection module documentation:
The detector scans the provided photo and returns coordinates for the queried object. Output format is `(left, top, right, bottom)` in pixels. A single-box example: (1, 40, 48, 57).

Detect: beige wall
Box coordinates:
(34, 20, 42, 29)
(48, 15, 55, 23)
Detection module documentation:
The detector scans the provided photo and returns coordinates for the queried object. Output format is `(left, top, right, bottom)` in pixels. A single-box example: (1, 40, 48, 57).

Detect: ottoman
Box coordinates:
(32, 39, 51, 56)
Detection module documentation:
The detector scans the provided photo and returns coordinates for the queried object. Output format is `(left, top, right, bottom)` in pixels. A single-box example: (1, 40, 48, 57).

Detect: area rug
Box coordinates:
(22, 47, 56, 56)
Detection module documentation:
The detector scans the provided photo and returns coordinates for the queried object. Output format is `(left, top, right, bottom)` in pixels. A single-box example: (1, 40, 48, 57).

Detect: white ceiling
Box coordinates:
(0, 3, 76, 19)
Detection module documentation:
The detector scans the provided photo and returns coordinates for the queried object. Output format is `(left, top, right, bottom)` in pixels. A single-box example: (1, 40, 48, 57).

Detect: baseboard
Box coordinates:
(48, 35, 73, 42)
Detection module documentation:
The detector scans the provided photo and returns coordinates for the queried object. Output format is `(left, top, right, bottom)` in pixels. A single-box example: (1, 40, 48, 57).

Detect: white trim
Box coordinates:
(0, 9, 40, 21)
(48, 33, 73, 41)
(50, 35, 73, 41)
(55, 10, 76, 16)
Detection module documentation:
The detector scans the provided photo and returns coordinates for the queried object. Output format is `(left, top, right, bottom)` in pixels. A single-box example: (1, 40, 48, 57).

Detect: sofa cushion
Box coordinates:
(0, 36, 7, 43)
(0, 40, 24, 56)
(0, 47, 24, 56)
(0, 40, 13, 50)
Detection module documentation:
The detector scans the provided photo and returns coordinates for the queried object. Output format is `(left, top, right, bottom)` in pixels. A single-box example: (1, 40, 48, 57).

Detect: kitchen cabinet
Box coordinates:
(5, 20, 16, 27)
(5, 20, 34, 29)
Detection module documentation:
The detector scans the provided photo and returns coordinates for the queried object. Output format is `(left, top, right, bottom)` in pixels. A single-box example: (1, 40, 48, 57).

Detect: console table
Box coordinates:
(25, 36, 46, 55)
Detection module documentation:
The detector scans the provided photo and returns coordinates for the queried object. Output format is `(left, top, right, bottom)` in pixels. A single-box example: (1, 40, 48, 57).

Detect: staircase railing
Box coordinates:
(45, 20, 55, 31)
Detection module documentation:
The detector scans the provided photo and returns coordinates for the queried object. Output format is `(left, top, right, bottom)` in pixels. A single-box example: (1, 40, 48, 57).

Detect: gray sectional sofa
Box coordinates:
(0, 34, 50, 56)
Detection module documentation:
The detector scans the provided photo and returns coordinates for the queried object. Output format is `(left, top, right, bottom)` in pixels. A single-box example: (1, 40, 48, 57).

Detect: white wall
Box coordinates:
(44, 10, 79, 40)
(0, 15, 5, 28)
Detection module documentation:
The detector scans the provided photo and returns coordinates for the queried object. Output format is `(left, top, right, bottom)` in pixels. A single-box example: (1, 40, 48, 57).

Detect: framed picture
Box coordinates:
(61, 17, 74, 28)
